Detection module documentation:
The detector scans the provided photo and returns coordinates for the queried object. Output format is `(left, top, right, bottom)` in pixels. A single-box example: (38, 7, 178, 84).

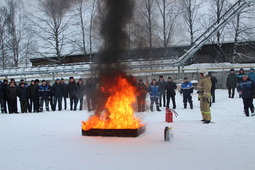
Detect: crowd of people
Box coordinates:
(1, 67, 254, 123)
(0, 77, 96, 114)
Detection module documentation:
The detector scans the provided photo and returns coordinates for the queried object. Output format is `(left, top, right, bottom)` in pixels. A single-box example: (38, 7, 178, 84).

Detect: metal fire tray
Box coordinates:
(82, 126, 145, 137)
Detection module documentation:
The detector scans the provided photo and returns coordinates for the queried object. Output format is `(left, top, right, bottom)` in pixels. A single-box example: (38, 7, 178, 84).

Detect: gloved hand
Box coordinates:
(198, 96, 201, 101)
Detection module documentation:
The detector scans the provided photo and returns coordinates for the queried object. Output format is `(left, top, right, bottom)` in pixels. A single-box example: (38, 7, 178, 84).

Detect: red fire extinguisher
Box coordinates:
(165, 108, 173, 123)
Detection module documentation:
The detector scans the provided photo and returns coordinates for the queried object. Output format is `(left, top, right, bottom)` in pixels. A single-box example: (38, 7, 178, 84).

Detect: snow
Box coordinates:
(0, 89, 255, 170)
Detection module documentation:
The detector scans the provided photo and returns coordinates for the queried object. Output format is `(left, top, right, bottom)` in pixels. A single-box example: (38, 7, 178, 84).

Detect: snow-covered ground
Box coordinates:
(0, 89, 255, 170)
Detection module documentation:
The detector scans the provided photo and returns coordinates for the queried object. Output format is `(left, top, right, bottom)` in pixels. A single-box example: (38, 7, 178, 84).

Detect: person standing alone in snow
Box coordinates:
(148, 79, 161, 112)
(237, 74, 255, 117)
(180, 77, 193, 109)
(165, 77, 177, 109)
(226, 68, 237, 98)
(197, 69, 212, 124)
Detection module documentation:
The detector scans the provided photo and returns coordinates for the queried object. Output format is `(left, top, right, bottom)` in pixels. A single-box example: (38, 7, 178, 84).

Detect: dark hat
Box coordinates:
(31, 80, 35, 82)
(35, 79, 40, 83)
(184, 77, 188, 80)
(69, 77, 74, 79)
(61, 78, 64, 80)
(159, 75, 163, 78)
(230, 68, 235, 71)
(42, 80, 46, 82)
(20, 79, 24, 81)
(168, 77, 172, 79)
(3, 79, 8, 82)
(56, 78, 60, 81)
(152, 79, 156, 81)
(10, 78, 15, 81)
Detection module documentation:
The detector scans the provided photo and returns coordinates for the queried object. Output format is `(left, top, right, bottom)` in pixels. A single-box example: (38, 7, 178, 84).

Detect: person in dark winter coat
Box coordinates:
(137, 79, 147, 112)
(38, 80, 50, 112)
(148, 79, 161, 112)
(237, 68, 245, 98)
(180, 77, 193, 109)
(209, 72, 218, 104)
(46, 81, 54, 111)
(1, 80, 8, 113)
(76, 78, 85, 110)
(61, 78, 68, 110)
(52, 79, 63, 111)
(226, 68, 238, 98)
(157, 75, 166, 107)
(6, 81, 18, 114)
(68, 77, 78, 111)
(28, 80, 39, 113)
(237, 74, 255, 117)
(165, 77, 177, 109)
(84, 78, 96, 111)
(18, 83, 29, 113)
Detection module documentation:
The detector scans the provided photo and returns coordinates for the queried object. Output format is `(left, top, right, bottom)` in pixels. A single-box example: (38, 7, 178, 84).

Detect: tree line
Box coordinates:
(0, 0, 254, 68)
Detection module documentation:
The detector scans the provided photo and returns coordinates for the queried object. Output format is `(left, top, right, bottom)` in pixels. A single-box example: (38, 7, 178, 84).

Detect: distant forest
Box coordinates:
(0, 0, 255, 68)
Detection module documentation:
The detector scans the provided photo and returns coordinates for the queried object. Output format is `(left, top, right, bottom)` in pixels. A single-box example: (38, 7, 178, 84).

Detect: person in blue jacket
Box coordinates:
(148, 79, 161, 112)
(248, 68, 255, 82)
(180, 77, 194, 109)
(237, 74, 255, 117)
(38, 80, 50, 112)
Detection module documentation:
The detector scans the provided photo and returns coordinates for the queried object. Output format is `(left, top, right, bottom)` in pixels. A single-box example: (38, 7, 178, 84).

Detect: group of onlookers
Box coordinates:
(227, 68, 255, 117)
(0, 77, 96, 114)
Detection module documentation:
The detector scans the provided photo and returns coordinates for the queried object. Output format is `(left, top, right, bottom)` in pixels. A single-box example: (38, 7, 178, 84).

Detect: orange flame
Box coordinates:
(82, 75, 143, 130)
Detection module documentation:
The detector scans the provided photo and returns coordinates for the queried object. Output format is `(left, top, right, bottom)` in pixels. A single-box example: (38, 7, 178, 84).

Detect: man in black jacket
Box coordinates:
(28, 80, 39, 113)
(226, 69, 238, 98)
(52, 79, 63, 111)
(68, 77, 77, 111)
(18, 83, 29, 113)
(158, 75, 166, 107)
(6, 81, 18, 113)
(1, 80, 8, 113)
(165, 77, 177, 109)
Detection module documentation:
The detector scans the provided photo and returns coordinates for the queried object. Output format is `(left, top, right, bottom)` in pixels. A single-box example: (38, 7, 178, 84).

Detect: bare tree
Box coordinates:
(135, 0, 156, 49)
(4, 0, 34, 67)
(0, 7, 8, 68)
(209, 0, 229, 62)
(155, 0, 179, 48)
(31, 0, 75, 64)
(179, 0, 204, 46)
(231, 2, 255, 62)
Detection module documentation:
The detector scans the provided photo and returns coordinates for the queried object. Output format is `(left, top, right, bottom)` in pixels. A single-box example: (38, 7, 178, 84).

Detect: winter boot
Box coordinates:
(150, 106, 153, 112)
(184, 103, 187, 109)
(156, 106, 161, 112)
(190, 103, 193, 109)
(203, 120, 211, 124)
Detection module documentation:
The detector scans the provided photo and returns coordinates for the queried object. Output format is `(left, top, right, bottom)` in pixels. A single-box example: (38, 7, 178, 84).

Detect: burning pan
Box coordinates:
(82, 126, 145, 137)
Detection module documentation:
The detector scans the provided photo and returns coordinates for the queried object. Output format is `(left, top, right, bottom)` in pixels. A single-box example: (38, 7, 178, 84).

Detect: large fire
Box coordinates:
(82, 74, 143, 130)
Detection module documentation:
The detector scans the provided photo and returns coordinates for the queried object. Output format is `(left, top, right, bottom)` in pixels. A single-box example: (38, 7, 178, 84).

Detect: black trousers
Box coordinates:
(70, 97, 77, 110)
(30, 97, 39, 112)
(183, 95, 192, 105)
(8, 99, 18, 113)
(1, 97, 7, 113)
(211, 89, 216, 103)
(20, 100, 28, 113)
(166, 94, 176, 109)
(87, 96, 95, 111)
(53, 97, 62, 111)
(159, 93, 166, 107)
(77, 97, 84, 110)
(243, 97, 254, 116)
(228, 88, 235, 98)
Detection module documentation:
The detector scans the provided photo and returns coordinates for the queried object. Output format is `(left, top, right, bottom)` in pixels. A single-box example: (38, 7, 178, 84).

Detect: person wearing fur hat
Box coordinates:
(237, 74, 255, 117)
(226, 68, 237, 98)
(197, 69, 212, 124)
